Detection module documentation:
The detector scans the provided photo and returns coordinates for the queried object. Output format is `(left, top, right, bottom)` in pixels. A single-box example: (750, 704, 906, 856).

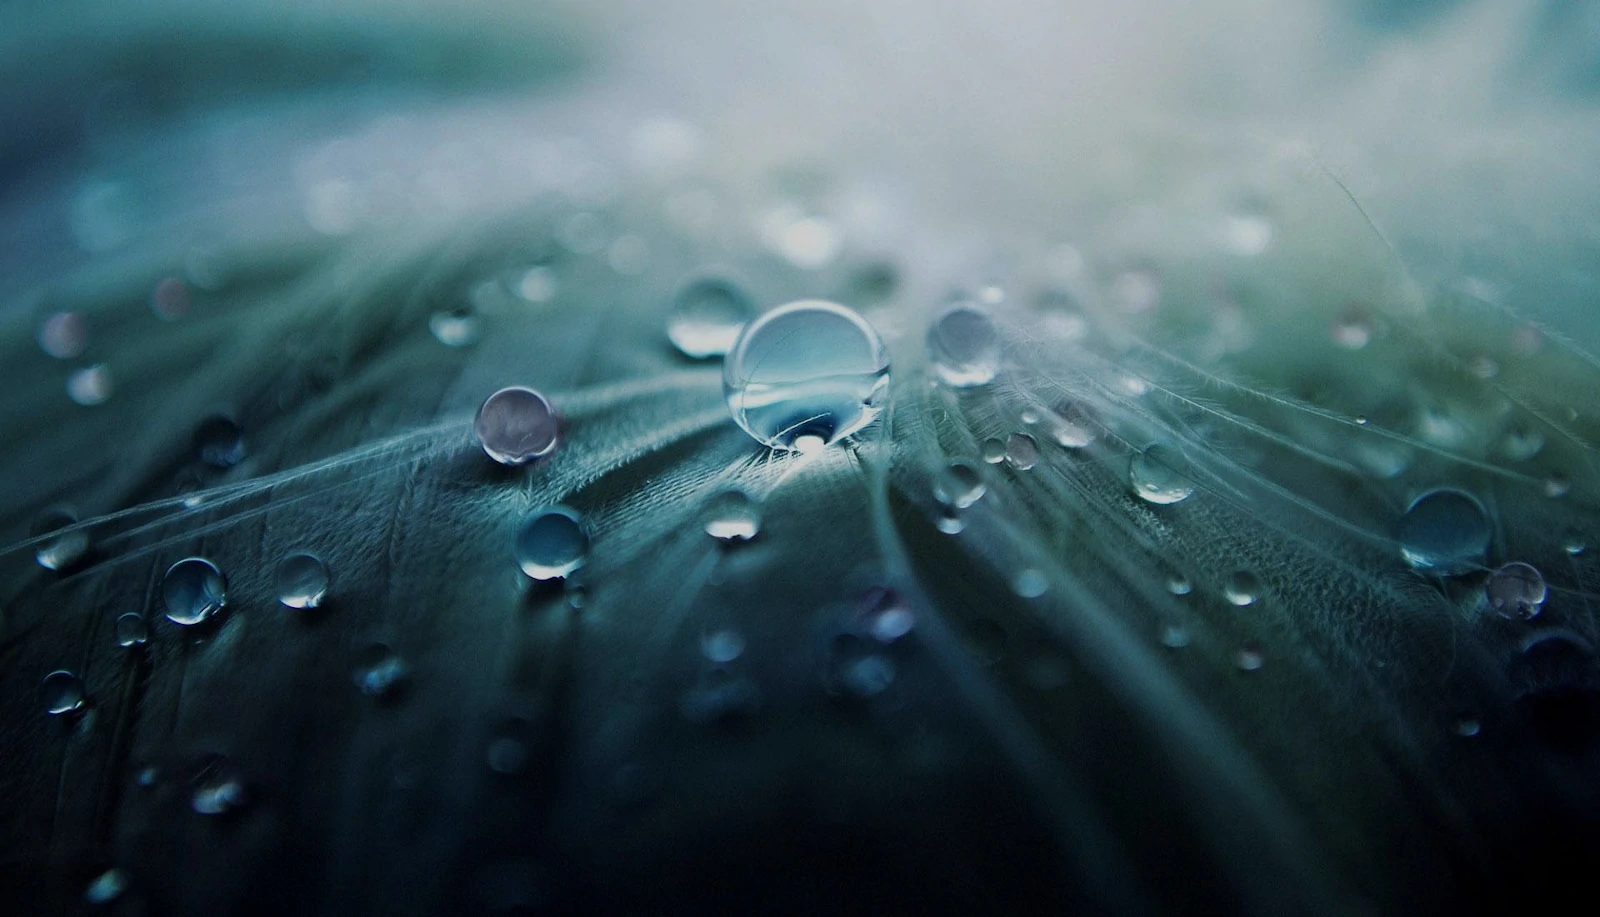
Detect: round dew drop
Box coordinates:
(162, 557, 228, 625)
(1397, 488, 1490, 575)
(934, 459, 986, 509)
(1485, 562, 1546, 620)
(475, 386, 560, 466)
(926, 303, 1001, 387)
(1130, 442, 1194, 505)
(722, 300, 890, 452)
(516, 506, 589, 580)
(115, 613, 148, 648)
(275, 552, 330, 610)
(40, 670, 85, 715)
(667, 276, 754, 359)
(702, 488, 761, 542)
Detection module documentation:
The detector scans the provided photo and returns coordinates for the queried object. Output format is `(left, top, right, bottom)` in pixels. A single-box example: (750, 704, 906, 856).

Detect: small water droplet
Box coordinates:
(115, 613, 148, 648)
(40, 670, 85, 715)
(702, 489, 761, 542)
(859, 587, 915, 642)
(1331, 306, 1374, 349)
(1005, 433, 1039, 471)
(189, 754, 248, 815)
(84, 868, 129, 905)
(723, 300, 890, 452)
(475, 386, 561, 465)
(1160, 625, 1190, 648)
(67, 364, 113, 406)
(981, 438, 1007, 464)
(1020, 407, 1041, 425)
(1166, 574, 1193, 596)
(31, 507, 88, 571)
(275, 552, 329, 609)
(1454, 716, 1482, 738)
(38, 311, 88, 359)
(934, 459, 986, 509)
(1486, 562, 1546, 620)
(1045, 403, 1097, 449)
(1223, 570, 1262, 607)
(516, 266, 557, 303)
(429, 306, 480, 347)
(1562, 530, 1587, 556)
(161, 557, 227, 625)
(194, 415, 244, 468)
(352, 643, 408, 699)
(1398, 488, 1490, 575)
(515, 506, 589, 580)
(1012, 568, 1048, 598)
(667, 276, 754, 359)
(926, 303, 1001, 387)
(700, 629, 746, 663)
(1544, 473, 1571, 499)
(935, 507, 966, 534)
(1130, 442, 1195, 505)
(1234, 643, 1265, 672)
(1224, 211, 1274, 255)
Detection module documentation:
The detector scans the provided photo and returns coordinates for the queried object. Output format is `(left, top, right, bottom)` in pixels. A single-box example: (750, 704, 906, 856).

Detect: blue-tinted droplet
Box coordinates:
(194, 415, 245, 468)
(161, 557, 227, 625)
(926, 303, 1000, 387)
(1486, 562, 1546, 620)
(702, 489, 760, 541)
(352, 642, 409, 699)
(1131, 442, 1194, 505)
(32, 506, 88, 571)
(84, 868, 129, 905)
(722, 300, 890, 452)
(1398, 488, 1490, 575)
(1223, 570, 1262, 607)
(275, 552, 330, 610)
(429, 307, 479, 347)
(1005, 433, 1039, 471)
(475, 386, 560, 465)
(516, 506, 589, 580)
(667, 276, 753, 359)
(934, 459, 986, 509)
(115, 613, 148, 648)
(40, 670, 85, 715)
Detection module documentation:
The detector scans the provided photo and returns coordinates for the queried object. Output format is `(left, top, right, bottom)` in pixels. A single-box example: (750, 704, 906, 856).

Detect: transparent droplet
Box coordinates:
(1160, 625, 1190, 649)
(1020, 407, 1041, 425)
(1331, 306, 1374, 349)
(1005, 433, 1039, 471)
(67, 364, 113, 406)
(515, 506, 589, 580)
(516, 266, 557, 303)
(1562, 530, 1587, 556)
(1012, 568, 1048, 598)
(700, 629, 746, 663)
(1166, 574, 1193, 596)
(40, 670, 85, 715)
(475, 386, 561, 465)
(352, 643, 408, 699)
(1486, 562, 1546, 620)
(194, 415, 244, 468)
(115, 613, 148, 648)
(189, 755, 248, 816)
(1223, 570, 1262, 607)
(84, 868, 129, 905)
(934, 459, 986, 509)
(429, 306, 480, 347)
(859, 587, 915, 643)
(722, 300, 890, 452)
(38, 311, 88, 359)
(702, 489, 760, 542)
(667, 276, 753, 359)
(1225, 211, 1274, 256)
(926, 303, 1000, 387)
(981, 438, 1007, 464)
(1045, 404, 1097, 449)
(1130, 442, 1195, 505)
(1398, 489, 1490, 575)
(275, 553, 329, 610)
(607, 234, 651, 275)
(161, 557, 227, 625)
(935, 506, 965, 534)
(1235, 644, 1265, 672)
(681, 668, 762, 722)
(32, 506, 88, 571)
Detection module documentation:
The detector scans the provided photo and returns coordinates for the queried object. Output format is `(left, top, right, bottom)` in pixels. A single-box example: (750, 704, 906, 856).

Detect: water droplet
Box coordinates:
(1166, 574, 1193, 596)
(1223, 570, 1263, 607)
(1562, 530, 1587, 556)
(38, 311, 88, 359)
(1331, 306, 1374, 349)
(1455, 716, 1482, 738)
(516, 266, 557, 303)
(115, 613, 148, 648)
(702, 489, 760, 542)
(1012, 568, 1049, 598)
(161, 557, 227, 625)
(722, 300, 890, 452)
(429, 306, 479, 347)
(1045, 404, 1097, 449)
(934, 459, 986, 509)
(824, 634, 895, 699)
(1486, 562, 1546, 620)
(1235, 643, 1265, 672)
(84, 868, 129, 905)
(67, 364, 113, 406)
(1130, 442, 1195, 505)
(189, 754, 248, 815)
(275, 552, 329, 610)
(700, 629, 746, 663)
(776, 216, 841, 269)
(1160, 625, 1190, 649)
(667, 276, 753, 358)
(515, 506, 589, 580)
(31, 507, 88, 571)
(1499, 424, 1545, 462)
(934, 507, 965, 534)
(152, 276, 190, 320)
(859, 587, 915, 643)
(194, 415, 244, 468)
(1019, 407, 1042, 425)
(926, 304, 1000, 387)
(1398, 489, 1490, 575)
(475, 386, 560, 465)
(352, 642, 408, 698)
(1005, 433, 1039, 471)
(1544, 473, 1571, 499)
(40, 670, 84, 715)
(981, 438, 1007, 464)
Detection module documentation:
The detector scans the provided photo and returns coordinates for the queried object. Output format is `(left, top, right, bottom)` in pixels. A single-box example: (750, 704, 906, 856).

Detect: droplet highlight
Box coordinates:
(475, 386, 561, 465)
(667, 276, 754, 359)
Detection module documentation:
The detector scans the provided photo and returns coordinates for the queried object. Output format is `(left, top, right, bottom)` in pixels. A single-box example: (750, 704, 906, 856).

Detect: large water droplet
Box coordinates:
(702, 489, 760, 542)
(1005, 433, 1039, 471)
(722, 300, 890, 451)
(516, 506, 589, 580)
(1130, 442, 1195, 505)
(1223, 570, 1263, 607)
(115, 613, 148, 648)
(32, 506, 88, 571)
(275, 552, 329, 609)
(934, 459, 986, 508)
(926, 303, 1001, 387)
(429, 306, 479, 347)
(475, 386, 560, 465)
(981, 438, 1006, 464)
(40, 670, 85, 715)
(194, 415, 245, 468)
(667, 276, 753, 359)
(1486, 562, 1546, 620)
(161, 557, 228, 625)
(1398, 488, 1490, 575)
